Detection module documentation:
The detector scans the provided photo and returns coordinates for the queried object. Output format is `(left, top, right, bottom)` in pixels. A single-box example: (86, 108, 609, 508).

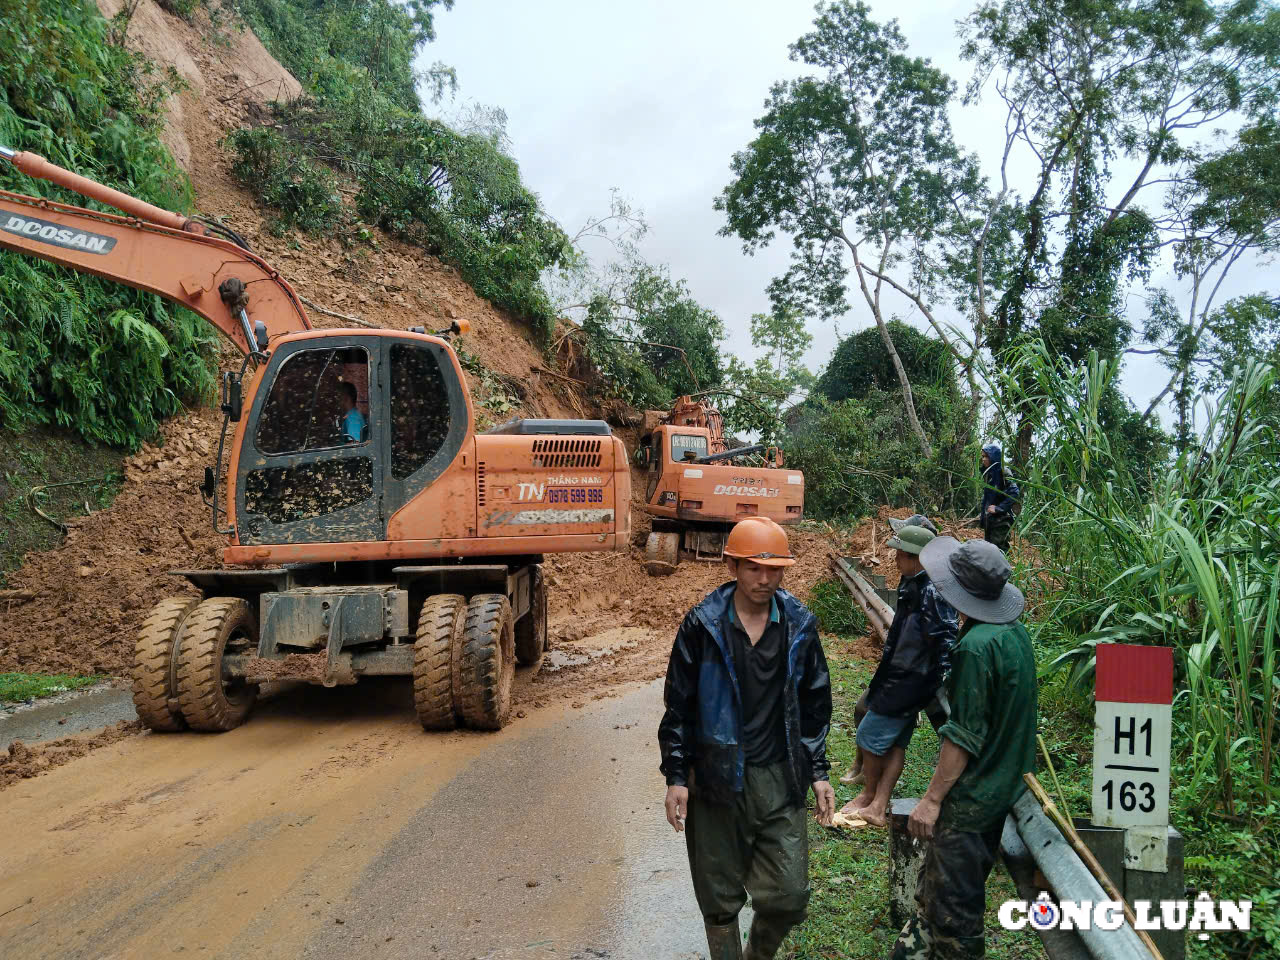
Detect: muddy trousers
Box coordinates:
(982, 515, 1014, 553)
(890, 823, 1005, 960)
(685, 763, 809, 950)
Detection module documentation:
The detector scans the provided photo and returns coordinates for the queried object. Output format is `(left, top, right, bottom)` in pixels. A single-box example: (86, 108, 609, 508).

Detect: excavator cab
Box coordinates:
(236, 333, 467, 545)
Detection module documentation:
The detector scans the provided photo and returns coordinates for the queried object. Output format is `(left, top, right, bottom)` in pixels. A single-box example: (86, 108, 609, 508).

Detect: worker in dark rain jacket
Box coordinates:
(659, 516, 834, 960)
(977, 443, 1019, 552)
(839, 522, 958, 827)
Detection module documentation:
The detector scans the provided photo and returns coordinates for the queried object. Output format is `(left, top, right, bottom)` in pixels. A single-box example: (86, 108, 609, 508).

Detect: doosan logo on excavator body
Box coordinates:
(2, 214, 116, 254)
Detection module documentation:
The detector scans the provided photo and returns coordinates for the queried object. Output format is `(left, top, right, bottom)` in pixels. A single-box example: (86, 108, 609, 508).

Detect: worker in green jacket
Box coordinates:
(890, 537, 1037, 960)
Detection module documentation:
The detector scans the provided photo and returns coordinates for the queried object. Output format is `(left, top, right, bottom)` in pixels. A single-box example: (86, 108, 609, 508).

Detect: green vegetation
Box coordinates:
(224, 0, 570, 340)
(787, 323, 976, 521)
(0, 429, 125, 582)
(0, 0, 218, 450)
(1004, 346, 1280, 958)
(808, 577, 869, 639)
(0, 672, 99, 702)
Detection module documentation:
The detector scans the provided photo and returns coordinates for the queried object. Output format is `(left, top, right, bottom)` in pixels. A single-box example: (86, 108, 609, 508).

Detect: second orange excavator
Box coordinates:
(634, 395, 804, 575)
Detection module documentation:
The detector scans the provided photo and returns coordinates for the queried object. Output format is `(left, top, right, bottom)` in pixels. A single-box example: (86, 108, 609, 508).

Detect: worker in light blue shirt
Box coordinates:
(339, 381, 366, 443)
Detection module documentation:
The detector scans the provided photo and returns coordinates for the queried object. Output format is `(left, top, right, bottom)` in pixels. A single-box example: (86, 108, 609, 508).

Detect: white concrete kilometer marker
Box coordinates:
(1091, 643, 1173, 872)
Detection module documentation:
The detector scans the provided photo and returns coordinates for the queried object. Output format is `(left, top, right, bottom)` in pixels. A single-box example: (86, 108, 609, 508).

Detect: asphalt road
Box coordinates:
(0, 679, 715, 960)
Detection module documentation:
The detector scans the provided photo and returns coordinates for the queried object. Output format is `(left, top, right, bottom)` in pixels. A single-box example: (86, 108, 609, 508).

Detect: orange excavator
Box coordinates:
(0, 146, 631, 732)
(634, 395, 803, 575)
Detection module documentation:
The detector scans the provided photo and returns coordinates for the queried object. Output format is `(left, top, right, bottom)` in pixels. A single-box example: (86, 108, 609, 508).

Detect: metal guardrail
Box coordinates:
(827, 553, 893, 640)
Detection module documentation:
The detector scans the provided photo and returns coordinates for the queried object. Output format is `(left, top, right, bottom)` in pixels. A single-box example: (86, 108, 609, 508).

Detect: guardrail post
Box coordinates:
(887, 798, 928, 929)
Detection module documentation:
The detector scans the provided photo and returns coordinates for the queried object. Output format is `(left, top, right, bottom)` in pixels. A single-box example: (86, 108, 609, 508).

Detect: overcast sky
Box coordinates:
(423, 0, 1266, 424)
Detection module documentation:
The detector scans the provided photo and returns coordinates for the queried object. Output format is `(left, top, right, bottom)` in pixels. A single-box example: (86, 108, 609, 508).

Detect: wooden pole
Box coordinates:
(1024, 773, 1166, 960)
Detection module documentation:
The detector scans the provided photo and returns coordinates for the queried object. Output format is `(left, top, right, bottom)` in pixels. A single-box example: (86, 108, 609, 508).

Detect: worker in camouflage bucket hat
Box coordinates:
(890, 537, 1037, 960)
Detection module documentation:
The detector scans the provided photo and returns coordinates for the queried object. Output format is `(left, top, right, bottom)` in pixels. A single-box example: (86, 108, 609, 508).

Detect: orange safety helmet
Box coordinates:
(722, 517, 796, 567)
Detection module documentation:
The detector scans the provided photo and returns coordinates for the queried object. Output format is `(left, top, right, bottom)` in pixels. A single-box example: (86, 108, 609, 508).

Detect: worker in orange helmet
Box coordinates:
(659, 517, 835, 960)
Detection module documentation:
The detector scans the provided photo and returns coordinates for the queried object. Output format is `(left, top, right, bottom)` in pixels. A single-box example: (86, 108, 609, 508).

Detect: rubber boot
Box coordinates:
(703, 916, 743, 960)
(743, 912, 794, 960)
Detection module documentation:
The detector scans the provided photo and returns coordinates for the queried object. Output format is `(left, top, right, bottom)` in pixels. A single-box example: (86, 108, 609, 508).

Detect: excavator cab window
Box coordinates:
(255, 347, 371, 454)
(671, 433, 707, 462)
(389, 343, 451, 479)
(241, 344, 378, 538)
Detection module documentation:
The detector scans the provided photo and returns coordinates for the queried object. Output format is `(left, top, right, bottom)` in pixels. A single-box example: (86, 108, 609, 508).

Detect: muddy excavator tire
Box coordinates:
(131, 597, 200, 732)
(413, 594, 466, 731)
(175, 597, 260, 732)
(458, 594, 515, 730)
(514, 565, 547, 672)
(644, 531, 680, 577)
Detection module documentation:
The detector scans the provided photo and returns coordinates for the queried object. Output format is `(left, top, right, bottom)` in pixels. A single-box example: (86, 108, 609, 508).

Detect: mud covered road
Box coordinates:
(0, 678, 713, 960)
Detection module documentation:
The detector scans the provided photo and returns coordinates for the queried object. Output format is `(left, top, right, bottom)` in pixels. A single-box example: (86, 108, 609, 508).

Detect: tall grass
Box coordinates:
(1007, 346, 1277, 814)
(995, 344, 1278, 956)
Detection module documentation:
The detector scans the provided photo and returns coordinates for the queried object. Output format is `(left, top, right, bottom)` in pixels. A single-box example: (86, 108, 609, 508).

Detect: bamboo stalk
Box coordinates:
(1038, 733, 1075, 824)
(1023, 773, 1165, 960)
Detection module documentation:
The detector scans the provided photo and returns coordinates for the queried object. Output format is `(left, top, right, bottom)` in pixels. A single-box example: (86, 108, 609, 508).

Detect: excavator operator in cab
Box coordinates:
(338, 381, 366, 443)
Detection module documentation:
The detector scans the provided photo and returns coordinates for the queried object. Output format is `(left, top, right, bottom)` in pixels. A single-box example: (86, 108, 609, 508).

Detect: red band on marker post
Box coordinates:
(1095, 644, 1173, 704)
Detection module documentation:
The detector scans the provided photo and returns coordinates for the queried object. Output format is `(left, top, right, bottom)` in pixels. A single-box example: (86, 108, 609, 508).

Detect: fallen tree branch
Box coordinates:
(0, 590, 36, 602)
(299, 295, 376, 327)
(532, 366, 587, 385)
(218, 78, 277, 103)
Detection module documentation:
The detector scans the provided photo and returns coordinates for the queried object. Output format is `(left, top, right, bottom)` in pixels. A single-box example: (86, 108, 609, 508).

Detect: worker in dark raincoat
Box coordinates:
(659, 516, 834, 960)
(891, 538, 1037, 960)
(977, 443, 1019, 552)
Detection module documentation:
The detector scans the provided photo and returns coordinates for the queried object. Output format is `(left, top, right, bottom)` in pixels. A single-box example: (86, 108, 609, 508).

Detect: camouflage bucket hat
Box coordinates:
(886, 523, 935, 555)
(888, 514, 939, 535)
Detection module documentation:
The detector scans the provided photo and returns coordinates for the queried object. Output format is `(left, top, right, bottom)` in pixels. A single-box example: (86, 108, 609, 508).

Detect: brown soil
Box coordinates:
(239, 653, 328, 682)
(0, 720, 141, 790)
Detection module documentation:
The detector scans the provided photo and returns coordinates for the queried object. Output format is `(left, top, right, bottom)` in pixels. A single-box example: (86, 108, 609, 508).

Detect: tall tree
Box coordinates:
(961, 0, 1280, 458)
(721, 306, 813, 443)
(717, 1, 984, 459)
(1141, 118, 1280, 444)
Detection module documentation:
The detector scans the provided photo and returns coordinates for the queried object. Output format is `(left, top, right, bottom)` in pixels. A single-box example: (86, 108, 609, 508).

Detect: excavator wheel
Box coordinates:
(514, 565, 547, 672)
(131, 597, 200, 732)
(175, 597, 260, 733)
(644, 531, 680, 577)
(457, 594, 515, 731)
(412, 594, 466, 731)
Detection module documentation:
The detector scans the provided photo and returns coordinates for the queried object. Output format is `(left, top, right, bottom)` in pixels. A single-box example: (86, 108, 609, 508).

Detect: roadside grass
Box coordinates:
(785, 649, 1044, 959)
(0, 427, 126, 584)
(0, 672, 100, 703)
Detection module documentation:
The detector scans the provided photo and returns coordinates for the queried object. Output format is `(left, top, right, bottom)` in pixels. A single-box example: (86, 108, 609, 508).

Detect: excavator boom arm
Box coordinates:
(0, 149, 310, 355)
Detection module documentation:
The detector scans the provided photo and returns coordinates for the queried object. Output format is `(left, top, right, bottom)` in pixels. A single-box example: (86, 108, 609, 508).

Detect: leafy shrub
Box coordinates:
(227, 59, 569, 340)
(0, 0, 217, 448)
(816, 320, 956, 402)
(808, 577, 870, 638)
(232, 0, 448, 113)
(785, 386, 976, 521)
(226, 127, 343, 233)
